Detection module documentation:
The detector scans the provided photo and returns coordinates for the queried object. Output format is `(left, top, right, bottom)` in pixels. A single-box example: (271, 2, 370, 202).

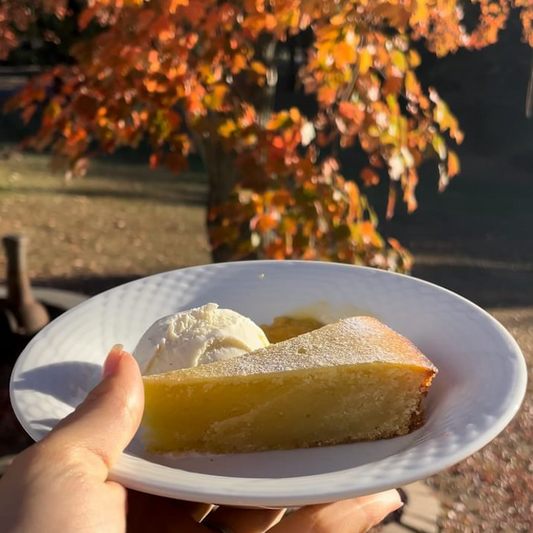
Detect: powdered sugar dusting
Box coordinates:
(146, 316, 437, 384)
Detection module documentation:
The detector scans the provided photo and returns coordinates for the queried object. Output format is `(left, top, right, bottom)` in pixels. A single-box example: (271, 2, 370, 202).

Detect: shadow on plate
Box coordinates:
(12, 361, 100, 407)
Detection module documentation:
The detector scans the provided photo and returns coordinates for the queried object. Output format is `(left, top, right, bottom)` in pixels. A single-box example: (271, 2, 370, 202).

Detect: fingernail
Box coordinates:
(385, 489, 404, 511)
(373, 489, 404, 511)
(102, 344, 124, 378)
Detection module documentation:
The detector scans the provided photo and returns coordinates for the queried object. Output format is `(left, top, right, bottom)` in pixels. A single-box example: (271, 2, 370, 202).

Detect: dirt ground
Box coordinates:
(0, 152, 211, 294)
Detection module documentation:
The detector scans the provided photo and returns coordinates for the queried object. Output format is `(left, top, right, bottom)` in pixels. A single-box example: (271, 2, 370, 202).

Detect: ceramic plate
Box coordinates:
(10, 261, 527, 507)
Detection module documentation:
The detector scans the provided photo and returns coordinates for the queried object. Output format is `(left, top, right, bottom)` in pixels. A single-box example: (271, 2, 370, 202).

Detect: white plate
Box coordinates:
(10, 261, 527, 507)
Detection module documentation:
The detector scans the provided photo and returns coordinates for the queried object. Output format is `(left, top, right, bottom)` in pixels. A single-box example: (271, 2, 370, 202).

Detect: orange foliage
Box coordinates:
(2, 0, 533, 271)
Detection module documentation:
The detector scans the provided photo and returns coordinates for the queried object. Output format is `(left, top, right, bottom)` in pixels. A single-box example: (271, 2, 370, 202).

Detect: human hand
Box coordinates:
(0, 345, 402, 533)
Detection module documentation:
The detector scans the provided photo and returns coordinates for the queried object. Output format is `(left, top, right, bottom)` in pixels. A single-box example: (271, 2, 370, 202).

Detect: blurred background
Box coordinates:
(1, 2, 532, 531)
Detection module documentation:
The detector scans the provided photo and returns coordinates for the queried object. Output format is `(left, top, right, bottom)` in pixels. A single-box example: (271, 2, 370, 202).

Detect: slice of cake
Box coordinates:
(142, 316, 437, 455)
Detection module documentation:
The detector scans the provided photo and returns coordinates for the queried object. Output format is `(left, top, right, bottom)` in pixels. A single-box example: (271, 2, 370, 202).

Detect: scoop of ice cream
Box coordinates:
(134, 303, 270, 375)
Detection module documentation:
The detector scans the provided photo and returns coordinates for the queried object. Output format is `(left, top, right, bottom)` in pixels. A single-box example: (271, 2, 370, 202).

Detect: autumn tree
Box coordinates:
(2, 0, 532, 270)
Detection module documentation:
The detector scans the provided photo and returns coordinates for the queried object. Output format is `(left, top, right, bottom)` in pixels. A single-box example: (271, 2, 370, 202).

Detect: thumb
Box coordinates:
(44, 344, 144, 479)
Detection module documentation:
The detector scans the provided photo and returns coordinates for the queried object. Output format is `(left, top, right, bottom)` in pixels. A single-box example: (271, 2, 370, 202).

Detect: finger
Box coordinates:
(128, 490, 212, 523)
(127, 491, 211, 533)
(271, 490, 402, 533)
(203, 506, 286, 533)
(44, 345, 144, 480)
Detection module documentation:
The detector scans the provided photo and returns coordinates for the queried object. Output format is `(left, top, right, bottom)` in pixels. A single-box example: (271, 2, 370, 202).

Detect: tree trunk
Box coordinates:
(199, 35, 278, 263)
(202, 141, 241, 263)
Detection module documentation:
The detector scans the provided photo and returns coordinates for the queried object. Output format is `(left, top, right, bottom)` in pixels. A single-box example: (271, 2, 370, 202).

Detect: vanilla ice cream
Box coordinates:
(134, 303, 269, 375)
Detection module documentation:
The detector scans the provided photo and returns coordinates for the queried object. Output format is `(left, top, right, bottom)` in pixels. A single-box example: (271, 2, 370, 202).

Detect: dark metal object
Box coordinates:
(0, 284, 88, 457)
(526, 49, 533, 119)
(2, 234, 49, 336)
